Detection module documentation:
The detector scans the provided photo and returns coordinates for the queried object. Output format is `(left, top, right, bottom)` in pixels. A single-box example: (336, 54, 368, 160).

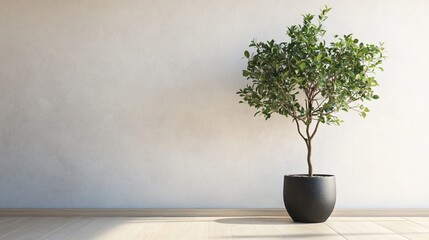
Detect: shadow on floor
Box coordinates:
(216, 232, 429, 239)
(215, 217, 297, 225)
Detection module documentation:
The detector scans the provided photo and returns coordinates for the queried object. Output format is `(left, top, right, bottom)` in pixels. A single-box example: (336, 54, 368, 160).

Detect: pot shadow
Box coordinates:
(213, 232, 422, 239)
(215, 217, 299, 225)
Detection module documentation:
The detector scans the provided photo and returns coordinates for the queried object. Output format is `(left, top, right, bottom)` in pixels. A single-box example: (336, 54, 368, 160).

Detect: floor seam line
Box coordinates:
(324, 222, 350, 240)
(404, 218, 429, 231)
(36, 218, 76, 240)
(371, 221, 413, 240)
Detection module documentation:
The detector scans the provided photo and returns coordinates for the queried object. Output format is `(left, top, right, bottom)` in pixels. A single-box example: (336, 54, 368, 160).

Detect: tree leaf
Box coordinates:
(244, 50, 250, 58)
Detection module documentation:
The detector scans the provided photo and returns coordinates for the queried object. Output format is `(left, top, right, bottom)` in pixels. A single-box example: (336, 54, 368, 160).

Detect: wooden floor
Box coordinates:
(0, 216, 429, 239)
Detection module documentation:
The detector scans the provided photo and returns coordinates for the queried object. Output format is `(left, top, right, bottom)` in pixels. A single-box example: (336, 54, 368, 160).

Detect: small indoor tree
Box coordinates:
(238, 6, 385, 177)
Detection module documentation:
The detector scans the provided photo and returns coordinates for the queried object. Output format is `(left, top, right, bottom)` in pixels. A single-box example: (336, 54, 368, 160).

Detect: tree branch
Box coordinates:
(310, 120, 321, 139)
(305, 121, 311, 140)
(294, 118, 307, 141)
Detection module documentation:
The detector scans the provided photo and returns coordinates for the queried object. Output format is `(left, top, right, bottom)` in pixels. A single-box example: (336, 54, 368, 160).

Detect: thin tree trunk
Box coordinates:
(294, 118, 316, 177)
(306, 139, 313, 177)
(305, 120, 314, 177)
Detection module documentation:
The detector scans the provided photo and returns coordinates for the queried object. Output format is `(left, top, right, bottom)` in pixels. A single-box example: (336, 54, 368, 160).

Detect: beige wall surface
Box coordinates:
(0, 0, 428, 208)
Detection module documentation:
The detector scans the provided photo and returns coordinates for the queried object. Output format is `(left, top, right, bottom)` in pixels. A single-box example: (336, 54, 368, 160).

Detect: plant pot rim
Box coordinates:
(285, 174, 335, 178)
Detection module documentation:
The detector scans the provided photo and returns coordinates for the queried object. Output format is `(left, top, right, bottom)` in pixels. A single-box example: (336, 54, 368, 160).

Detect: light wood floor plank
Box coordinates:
(408, 220, 429, 230)
(375, 219, 429, 240)
(228, 219, 276, 239)
(0, 217, 39, 239)
(273, 218, 346, 240)
(88, 217, 152, 240)
(208, 219, 233, 240)
(100, 218, 155, 240)
(404, 217, 429, 222)
(39, 217, 101, 240)
(0, 217, 29, 237)
(41, 217, 122, 240)
(212, 217, 346, 239)
(71, 217, 126, 240)
(132, 218, 167, 240)
(274, 222, 347, 239)
(149, 217, 209, 240)
(326, 220, 410, 240)
(0, 217, 69, 240)
(375, 219, 429, 233)
(367, 217, 406, 221)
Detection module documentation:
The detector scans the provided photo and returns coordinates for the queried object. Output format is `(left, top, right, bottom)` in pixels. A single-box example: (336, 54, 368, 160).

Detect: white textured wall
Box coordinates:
(0, 0, 428, 208)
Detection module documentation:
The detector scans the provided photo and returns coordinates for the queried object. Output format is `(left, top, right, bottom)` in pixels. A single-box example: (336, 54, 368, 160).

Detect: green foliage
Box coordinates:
(238, 6, 385, 127)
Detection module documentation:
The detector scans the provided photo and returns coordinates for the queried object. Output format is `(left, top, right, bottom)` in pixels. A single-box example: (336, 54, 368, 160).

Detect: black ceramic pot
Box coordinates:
(283, 174, 336, 223)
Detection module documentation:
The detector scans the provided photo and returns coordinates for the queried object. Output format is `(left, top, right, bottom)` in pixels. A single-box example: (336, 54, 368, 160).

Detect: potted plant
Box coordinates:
(237, 6, 385, 223)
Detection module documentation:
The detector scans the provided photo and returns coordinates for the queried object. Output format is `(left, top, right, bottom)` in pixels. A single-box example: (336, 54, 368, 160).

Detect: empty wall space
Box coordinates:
(0, 0, 428, 208)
